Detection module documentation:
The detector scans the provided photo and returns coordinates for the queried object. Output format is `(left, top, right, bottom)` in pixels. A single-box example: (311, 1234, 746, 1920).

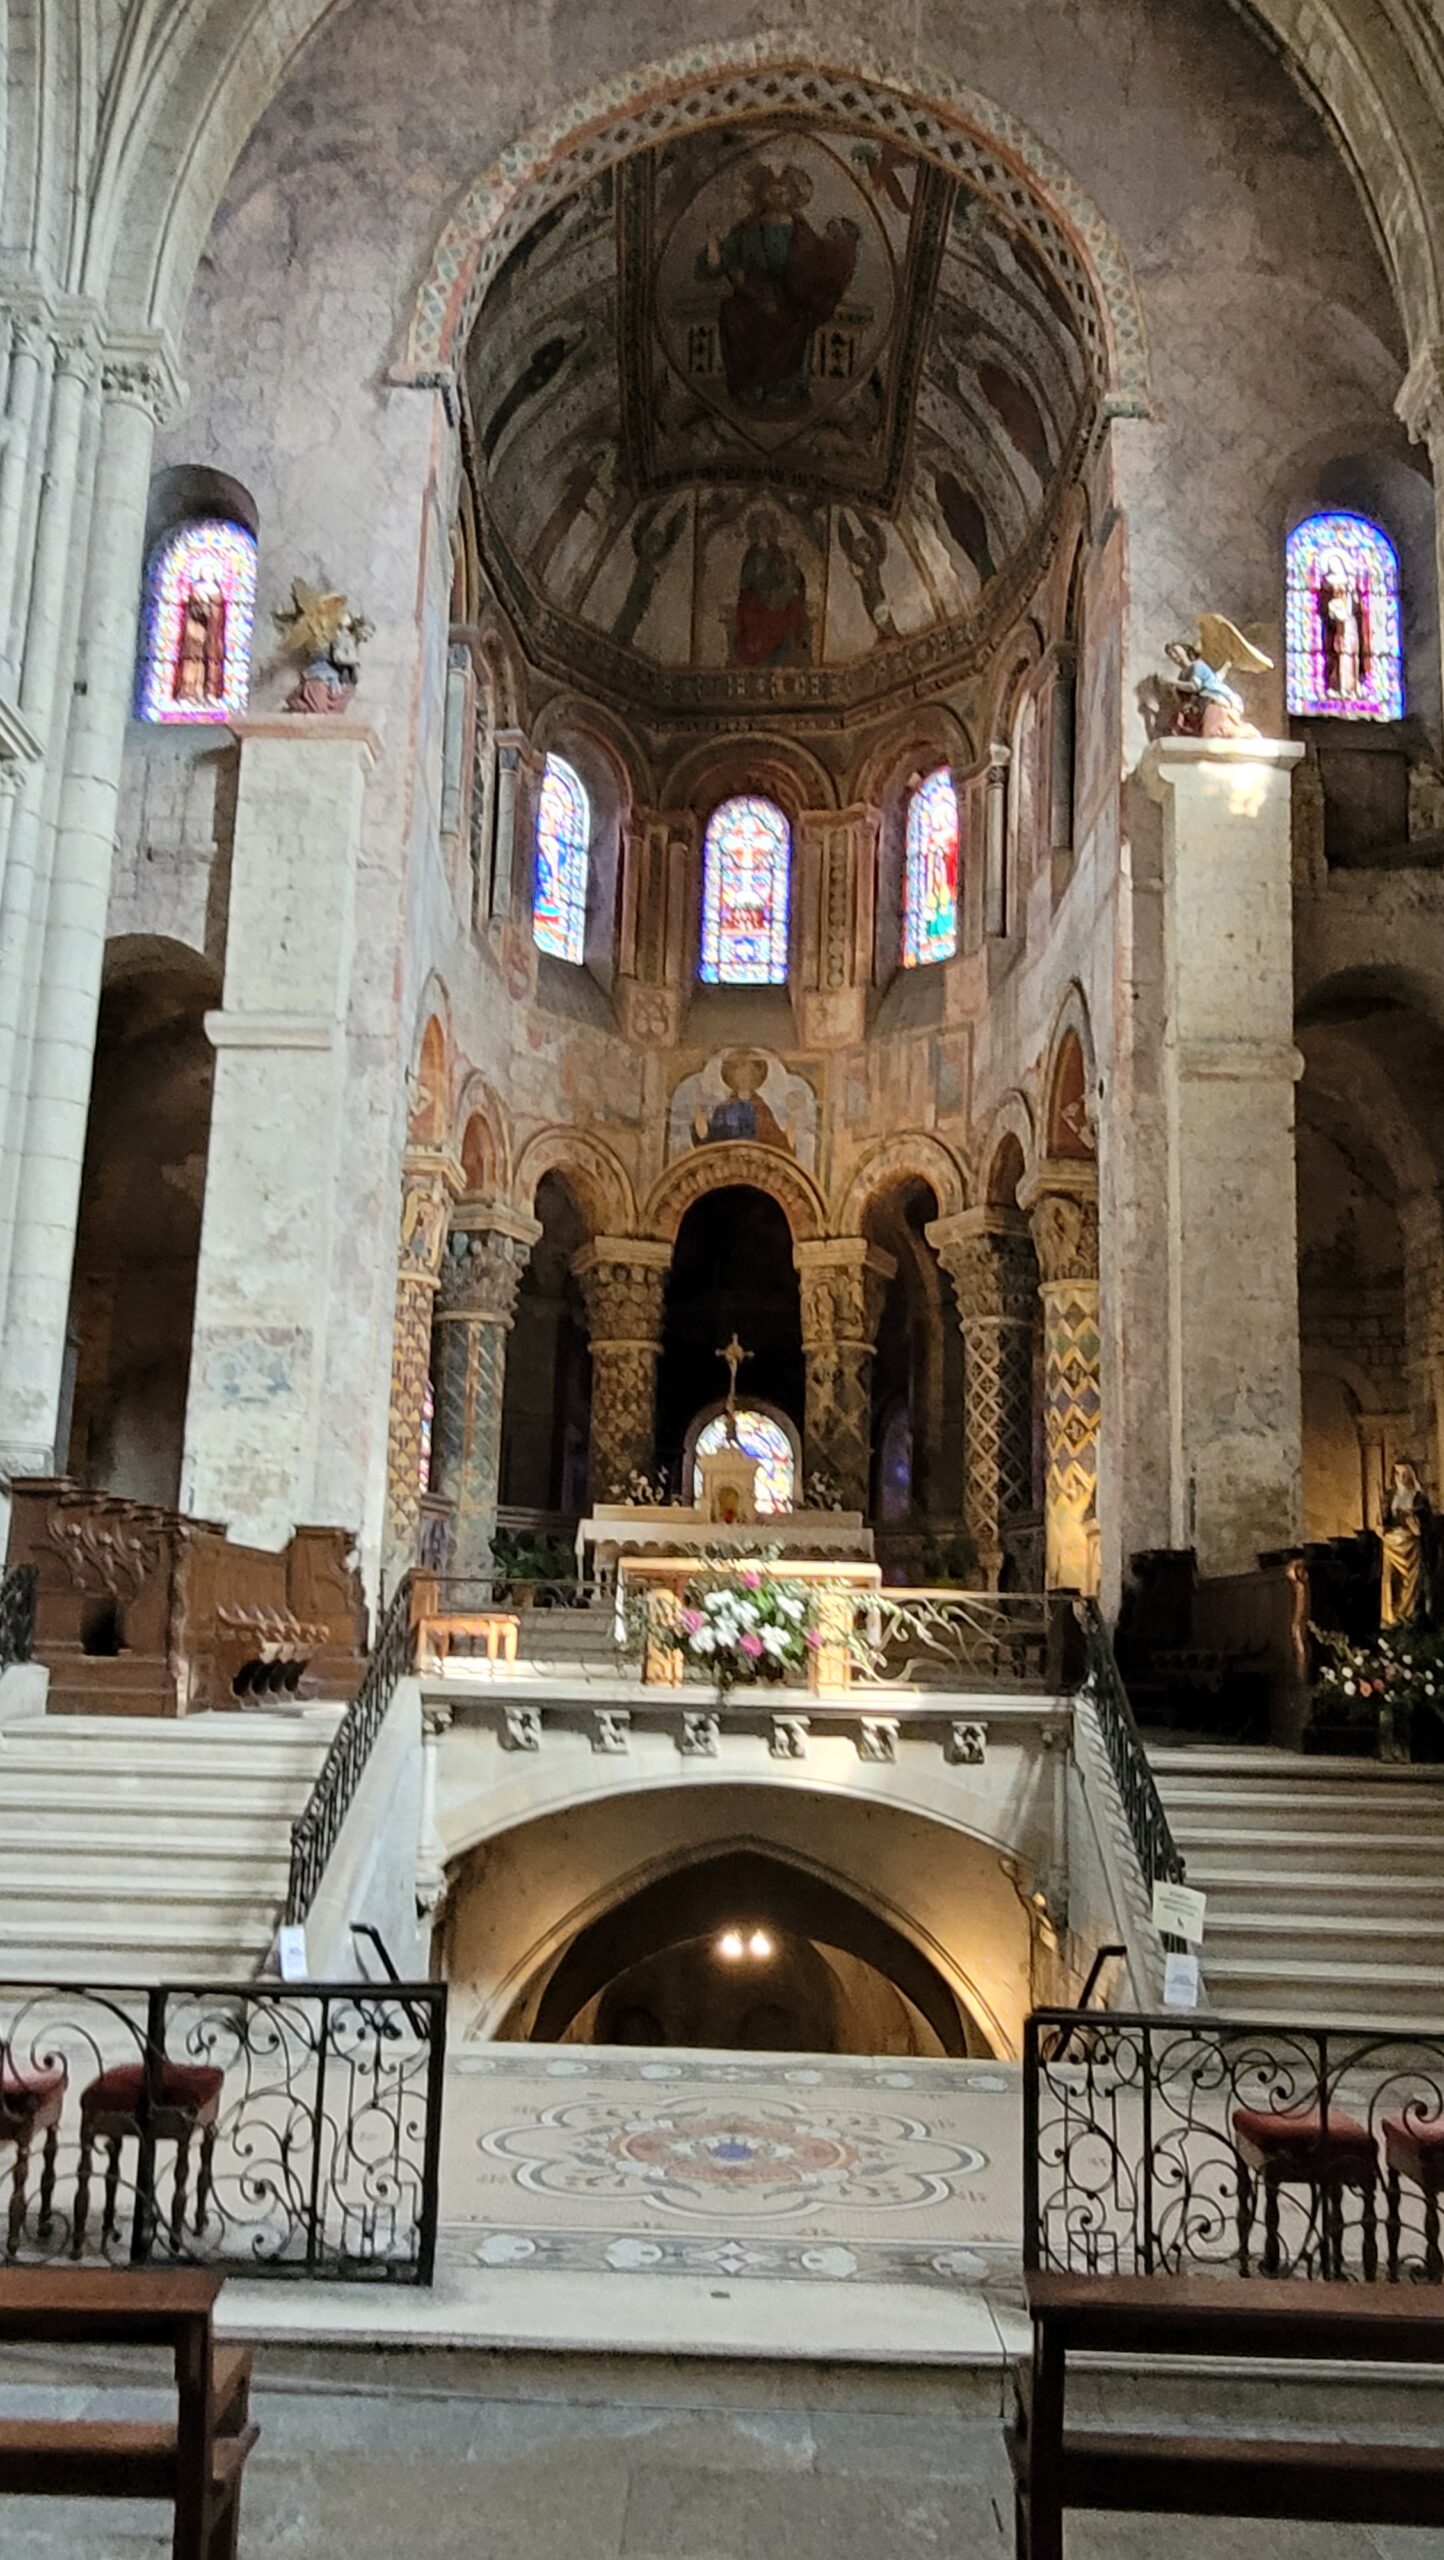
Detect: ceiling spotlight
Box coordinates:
(717, 1930, 745, 1961)
(748, 1930, 773, 1960)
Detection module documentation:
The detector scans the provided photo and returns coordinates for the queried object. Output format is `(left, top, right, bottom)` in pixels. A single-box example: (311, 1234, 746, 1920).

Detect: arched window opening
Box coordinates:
(135, 519, 257, 724)
(902, 768, 959, 967)
(1286, 511, 1403, 721)
(692, 1408, 796, 1514)
(533, 754, 589, 963)
(700, 796, 791, 984)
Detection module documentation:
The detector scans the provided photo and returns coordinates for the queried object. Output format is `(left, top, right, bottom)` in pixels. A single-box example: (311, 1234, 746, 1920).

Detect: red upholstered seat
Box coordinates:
(1231, 2106, 1376, 2171)
(1381, 2112, 1444, 2182)
(0, 2062, 66, 2105)
(81, 2062, 223, 2116)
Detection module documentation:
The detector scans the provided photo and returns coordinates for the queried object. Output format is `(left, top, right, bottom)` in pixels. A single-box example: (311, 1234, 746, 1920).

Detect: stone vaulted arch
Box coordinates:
(645, 1141, 827, 1244)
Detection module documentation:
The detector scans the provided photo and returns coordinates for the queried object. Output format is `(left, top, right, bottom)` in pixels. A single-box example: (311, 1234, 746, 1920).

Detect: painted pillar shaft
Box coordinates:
(1142, 737, 1304, 1573)
(0, 358, 162, 1489)
(794, 1238, 895, 1513)
(430, 1222, 533, 1580)
(180, 723, 376, 1546)
(382, 1160, 457, 1580)
(928, 1209, 1036, 1586)
(1022, 1176, 1100, 1594)
(573, 1238, 670, 1501)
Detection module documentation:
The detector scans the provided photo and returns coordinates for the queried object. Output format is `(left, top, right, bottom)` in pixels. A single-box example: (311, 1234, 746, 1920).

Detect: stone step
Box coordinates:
(1186, 1864, 1444, 1921)
(1167, 1824, 1441, 1874)
(0, 1800, 296, 1846)
(1204, 1910, 1444, 1971)
(0, 1730, 335, 1778)
(1157, 1785, 1444, 1834)
(0, 1832, 292, 1886)
(1201, 1953, 1444, 2027)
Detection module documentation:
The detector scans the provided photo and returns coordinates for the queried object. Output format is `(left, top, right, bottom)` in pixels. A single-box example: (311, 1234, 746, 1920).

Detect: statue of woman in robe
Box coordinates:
(1381, 1459, 1432, 1626)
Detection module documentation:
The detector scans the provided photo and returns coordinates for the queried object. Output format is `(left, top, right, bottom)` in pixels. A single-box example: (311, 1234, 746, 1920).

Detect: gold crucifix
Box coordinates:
(716, 1332, 751, 1443)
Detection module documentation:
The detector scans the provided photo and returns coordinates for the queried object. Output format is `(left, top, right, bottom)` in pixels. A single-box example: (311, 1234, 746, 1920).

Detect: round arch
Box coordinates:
(645, 1143, 827, 1244)
(834, 1134, 968, 1232)
(452, 1075, 512, 1197)
(661, 731, 838, 821)
(976, 1091, 1039, 1201)
(513, 1126, 637, 1237)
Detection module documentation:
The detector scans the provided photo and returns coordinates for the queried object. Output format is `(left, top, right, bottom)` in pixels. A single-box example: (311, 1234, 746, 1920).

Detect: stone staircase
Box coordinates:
(1149, 1744, 1444, 2030)
(0, 1704, 342, 1982)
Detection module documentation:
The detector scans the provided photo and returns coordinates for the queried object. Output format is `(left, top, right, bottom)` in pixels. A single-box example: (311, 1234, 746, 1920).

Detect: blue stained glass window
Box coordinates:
(693, 1409, 796, 1514)
(1286, 511, 1403, 722)
(700, 796, 791, 984)
(533, 754, 589, 963)
(903, 768, 959, 967)
(136, 519, 257, 724)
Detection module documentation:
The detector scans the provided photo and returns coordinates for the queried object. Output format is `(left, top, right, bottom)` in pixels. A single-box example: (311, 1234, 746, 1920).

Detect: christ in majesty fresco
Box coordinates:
(697, 161, 860, 412)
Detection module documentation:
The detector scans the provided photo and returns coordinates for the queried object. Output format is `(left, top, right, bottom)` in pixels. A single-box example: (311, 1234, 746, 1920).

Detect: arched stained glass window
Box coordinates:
(136, 519, 257, 724)
(903, 767, 960, 967)
(700, 796, 791, 984)
(693, 1409, 796, 1515)
(1286, 511, 1403, 721)
(533, 754, 589, 964)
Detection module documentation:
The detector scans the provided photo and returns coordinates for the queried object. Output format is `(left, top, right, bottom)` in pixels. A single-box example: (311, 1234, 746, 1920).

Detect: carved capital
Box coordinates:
(100, 332, 185, 425)
(572, 1238, 670, 1346)
(1021, 1167, 1099, 1285)
(436, 1218, 535, 1324)
(1397, 339, 1444, 445)
(398, 1159, 459, 1283)
(928, 1209, 1036, 1324)
(794, 1238, 896, 1349)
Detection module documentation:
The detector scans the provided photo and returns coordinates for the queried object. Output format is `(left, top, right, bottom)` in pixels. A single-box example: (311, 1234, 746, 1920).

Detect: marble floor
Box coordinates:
(1, 2343, 1442, 2560)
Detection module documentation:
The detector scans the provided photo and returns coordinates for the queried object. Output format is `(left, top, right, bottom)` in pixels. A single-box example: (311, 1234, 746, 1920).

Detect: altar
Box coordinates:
(575, 1502, 875, 1582)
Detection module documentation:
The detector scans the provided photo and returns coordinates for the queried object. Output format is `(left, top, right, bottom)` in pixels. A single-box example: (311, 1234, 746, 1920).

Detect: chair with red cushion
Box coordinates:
(1380, 2111, 1444, 2280)
(0, 2055, 67, 2259)
(73, 2060, 223, 2259)
(1231, 2104, 1378, 2278)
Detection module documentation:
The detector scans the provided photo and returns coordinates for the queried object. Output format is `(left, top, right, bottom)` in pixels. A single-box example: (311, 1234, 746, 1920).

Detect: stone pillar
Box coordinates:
(1397, 343, 1444, 715)
(572, 1238, 671, 1500)
(382, 1152, 461, 1581)
(180, 722, 379, 1546)
(0, 336, 180, 1500)
(430, 1211, 537, 1581)
(0, 300, 52, 683)
(1141, 738, 1305, 1571)
(794, 804, 877, 1048)
(795, 1238, 896, 1511)
(983, 746, 1010, 937)
(928, 1208, 1037, 1587)
(1022, 1169, 1100, 1594)
(616, 812, 692, 1047)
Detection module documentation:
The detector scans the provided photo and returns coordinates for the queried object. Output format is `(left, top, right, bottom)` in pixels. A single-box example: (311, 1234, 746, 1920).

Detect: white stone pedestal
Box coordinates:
(180, 721, 378, 1547)
(1141, 736, 1304, 1574)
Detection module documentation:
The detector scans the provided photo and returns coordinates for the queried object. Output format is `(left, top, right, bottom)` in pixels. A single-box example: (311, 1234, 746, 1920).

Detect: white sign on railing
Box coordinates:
(1151, 1879, 1208, 1945)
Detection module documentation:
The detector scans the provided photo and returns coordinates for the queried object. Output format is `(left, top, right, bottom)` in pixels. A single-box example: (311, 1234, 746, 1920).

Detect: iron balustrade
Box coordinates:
(0, 1975, 446, 2281)
(1025, 2006, 1444, 2285)
(1074, 1594, 1185, 1890)
(286, 1576, 415, 1928)
(0, 1562, 36, 1671)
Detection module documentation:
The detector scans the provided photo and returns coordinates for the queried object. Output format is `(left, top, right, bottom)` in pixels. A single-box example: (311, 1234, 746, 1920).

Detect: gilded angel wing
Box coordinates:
(1197, 612, 1273, 676)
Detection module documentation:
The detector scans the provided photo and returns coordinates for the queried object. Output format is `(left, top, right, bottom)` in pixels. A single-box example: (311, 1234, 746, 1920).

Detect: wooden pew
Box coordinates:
(0, 2267, 257, 2559)
(1010, 2272, 1444, 2560)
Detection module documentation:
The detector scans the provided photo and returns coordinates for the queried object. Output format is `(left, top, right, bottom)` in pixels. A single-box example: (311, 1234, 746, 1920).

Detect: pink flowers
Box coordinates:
(739, 1632, 764, 1659)
(805, 1628, 822, 1651)
(681, 1608, 704, 1634)
(741, 1569, 762, 1591)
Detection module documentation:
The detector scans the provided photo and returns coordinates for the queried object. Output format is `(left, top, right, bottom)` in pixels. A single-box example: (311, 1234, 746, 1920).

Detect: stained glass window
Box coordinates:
(135, 519, 257, 724)
(693, 1409, 796, 1515)
(903, 767, 960, 967)
(700, 796, 791, 984)
(418, 1376, 434, 1495)
(533, 754, 589, 963)
(1286, 511, 1403, 722)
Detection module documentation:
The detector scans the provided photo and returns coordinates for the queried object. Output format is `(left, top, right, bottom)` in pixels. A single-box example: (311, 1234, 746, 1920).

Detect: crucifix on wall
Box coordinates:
(716, 1331, 752, 1443)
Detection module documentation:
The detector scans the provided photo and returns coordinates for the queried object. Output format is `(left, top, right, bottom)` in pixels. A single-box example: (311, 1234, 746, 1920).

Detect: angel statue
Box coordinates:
(274, 579, 374, 715)
(1165, 615, 1273, 740)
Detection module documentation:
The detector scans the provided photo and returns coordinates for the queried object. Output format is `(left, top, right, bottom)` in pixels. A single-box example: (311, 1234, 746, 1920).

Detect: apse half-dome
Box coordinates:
(465, 116, 1100, 717)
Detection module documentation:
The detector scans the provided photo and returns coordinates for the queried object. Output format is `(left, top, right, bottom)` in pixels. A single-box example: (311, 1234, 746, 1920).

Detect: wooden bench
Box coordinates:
(0, 2267, 257, 2559)
(410, 1570, 518, 1671)
(1010, 2272, 1444, 2560)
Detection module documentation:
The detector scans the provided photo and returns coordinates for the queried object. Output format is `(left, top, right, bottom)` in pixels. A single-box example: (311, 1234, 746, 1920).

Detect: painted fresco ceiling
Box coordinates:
(464, 120, 1097, 718)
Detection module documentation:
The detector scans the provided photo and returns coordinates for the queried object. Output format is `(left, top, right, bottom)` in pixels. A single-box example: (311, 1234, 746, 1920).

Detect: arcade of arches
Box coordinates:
(7, 0, 1444, 2067)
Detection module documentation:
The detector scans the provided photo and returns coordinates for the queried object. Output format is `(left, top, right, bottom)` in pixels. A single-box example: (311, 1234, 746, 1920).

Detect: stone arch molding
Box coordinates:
(834, 1134, 969, 1229)
(645, 1141, 827, 1244)
(395, 38, 1153, 416)
(512, 1125, 638, 1236)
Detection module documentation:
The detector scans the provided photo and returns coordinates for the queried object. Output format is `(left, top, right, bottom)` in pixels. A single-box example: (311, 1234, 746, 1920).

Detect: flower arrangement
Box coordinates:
(1311, 1622, 1444, 1759)
(608, 1466, 671, 1506)
(677, 1566, 812, 1698)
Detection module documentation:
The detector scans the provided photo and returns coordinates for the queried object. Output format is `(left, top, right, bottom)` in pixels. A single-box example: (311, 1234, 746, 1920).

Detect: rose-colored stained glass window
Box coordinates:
(1286, 511, 1403, 721)
(533, 754, 589, 963)
(903, 767, 960, 966)
(419, 1376, 435, 1495)
(693, 1409, 795, 1514)
(700, 796, 790, 984)
(136, 519, 257, 724)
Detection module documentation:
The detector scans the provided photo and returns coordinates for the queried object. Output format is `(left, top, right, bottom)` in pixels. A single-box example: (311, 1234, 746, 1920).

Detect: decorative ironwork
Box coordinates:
(854, 1588, 1052, 1689)
(0, 1977, 445, 2281)
(0, 1564, 36, 1671)
(1075, 1595, 1184, 1891)
(1025, 2008, 1444, 2286)
(287, 1578, 415, 1929)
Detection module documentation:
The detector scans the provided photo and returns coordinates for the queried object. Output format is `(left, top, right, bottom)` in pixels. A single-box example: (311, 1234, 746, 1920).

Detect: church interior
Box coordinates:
(5, 0, 1444, 2546)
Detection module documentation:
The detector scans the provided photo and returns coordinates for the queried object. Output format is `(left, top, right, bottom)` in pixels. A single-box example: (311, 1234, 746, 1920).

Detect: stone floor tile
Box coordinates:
(620, 2465, 1007, 2560)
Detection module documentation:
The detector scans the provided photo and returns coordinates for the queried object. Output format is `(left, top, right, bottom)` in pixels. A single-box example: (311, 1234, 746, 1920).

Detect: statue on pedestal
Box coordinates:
(274, 579, 374, 714)
(1165, 615, 1272, 739)
(1381, 1458, 1434, 1627)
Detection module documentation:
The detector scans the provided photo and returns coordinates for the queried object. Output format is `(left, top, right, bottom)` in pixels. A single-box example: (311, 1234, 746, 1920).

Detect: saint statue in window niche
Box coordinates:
(173, 578, 227, 707)
(1317, 550, 1373, 702)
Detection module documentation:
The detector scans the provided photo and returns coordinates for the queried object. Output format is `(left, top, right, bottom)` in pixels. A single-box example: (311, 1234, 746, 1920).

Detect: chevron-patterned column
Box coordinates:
(382, 1155, 459, 1582)
(431, 1211, 539, 1583)
(929, 1209, 1037, 1587)
(1023, 1173, 1100, 1594)
(794, 1239, 896, 1512)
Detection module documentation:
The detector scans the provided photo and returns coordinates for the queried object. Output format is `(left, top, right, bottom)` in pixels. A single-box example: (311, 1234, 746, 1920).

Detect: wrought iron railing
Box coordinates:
(0, 1562, 36, 1671)
(286, 1576, 414, 1928)
(858, 1588, 1053, 1688)
(1025, 2007, 1444, 2284)
(1075, 1595, 1184, 1889)
(0, 1975, 446, 2280)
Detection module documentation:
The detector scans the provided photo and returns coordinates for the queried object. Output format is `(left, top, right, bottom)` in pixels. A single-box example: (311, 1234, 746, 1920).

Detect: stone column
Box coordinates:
(1397, 343, 1444, 715)
(572, 1238, 671, 1500)
(180, 722, 379, 1546)
(928, 1208, 1037, 1587)
(0, 301, 52, 684)
(1022, 1170, 1100, 1594)
(430, 1211, 538, 1581)
(382, 1153, 460, 1581)
(1141, 737, 1305, 1571)
(795, 1239, 896, 1511)
(794, 804, 877, 1048)
(616, 811, 693, 1048)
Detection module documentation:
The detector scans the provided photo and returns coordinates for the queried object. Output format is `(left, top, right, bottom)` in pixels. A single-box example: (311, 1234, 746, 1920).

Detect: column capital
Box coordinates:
(927, 1207, 1036, 1321)
(572, 1237, 670, 1344)
(100, 328, 187, 425)
(795, 1237, 896, 1346)
(1397, 339, 1444, 444)
(436, 1216, 537, 1323)
(397, 1153, 464, 1283)
(1019, 1163, 1098, 1285)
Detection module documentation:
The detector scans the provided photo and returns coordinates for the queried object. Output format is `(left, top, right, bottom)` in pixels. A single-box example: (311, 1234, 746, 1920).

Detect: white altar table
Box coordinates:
(576, 1504, 875, 1582)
